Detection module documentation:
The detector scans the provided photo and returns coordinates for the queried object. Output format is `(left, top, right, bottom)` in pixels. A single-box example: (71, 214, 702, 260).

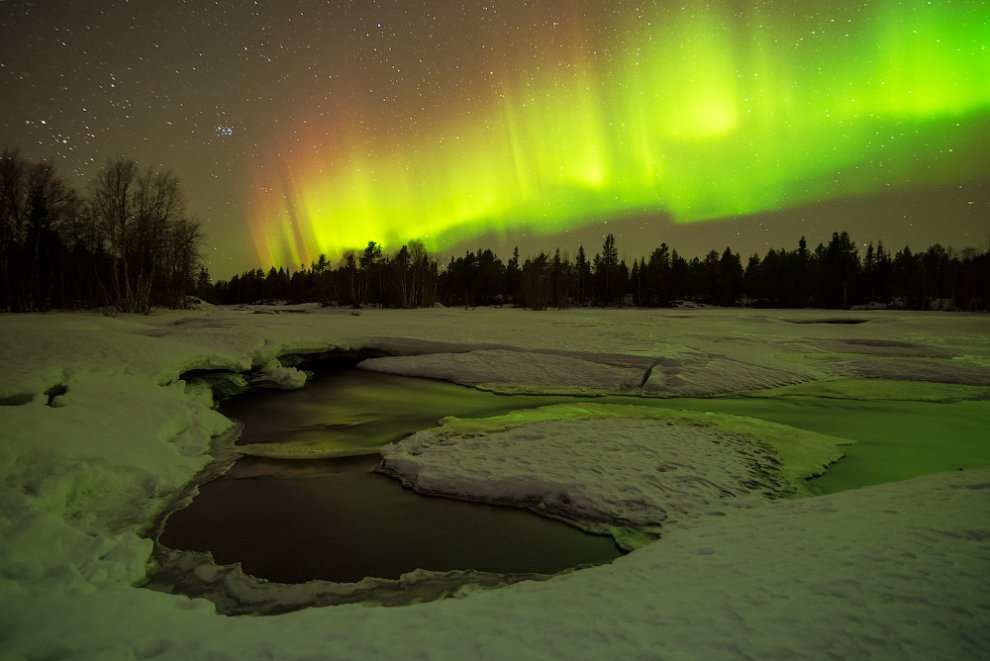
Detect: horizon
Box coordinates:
(217, 219, 988, 281)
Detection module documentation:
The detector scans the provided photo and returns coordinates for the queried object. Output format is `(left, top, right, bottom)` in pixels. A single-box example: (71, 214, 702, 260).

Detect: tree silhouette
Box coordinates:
(595, 233, 620, 305)
(207, 230, 988, 312)
(7, 143, 984, 314)
(574, 245, 591, 305)
(87, 159, 201, 312)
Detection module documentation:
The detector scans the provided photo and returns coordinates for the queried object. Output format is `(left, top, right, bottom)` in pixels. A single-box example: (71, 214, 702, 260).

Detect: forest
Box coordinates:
(213, 232, 989, 312)
(0, 149, 201, 313)
(2, 149, 987, 313)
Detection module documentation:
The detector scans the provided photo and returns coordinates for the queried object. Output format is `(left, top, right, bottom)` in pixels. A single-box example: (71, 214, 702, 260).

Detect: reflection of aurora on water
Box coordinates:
(248, 0, 990, 268)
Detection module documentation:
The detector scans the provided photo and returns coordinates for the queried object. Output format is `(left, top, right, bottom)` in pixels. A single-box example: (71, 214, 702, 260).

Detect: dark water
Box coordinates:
(218, 370, 990, 492)
(160, 454, 620, 583)
(160, 371, 622, 584)
(218, 369, 585, 457)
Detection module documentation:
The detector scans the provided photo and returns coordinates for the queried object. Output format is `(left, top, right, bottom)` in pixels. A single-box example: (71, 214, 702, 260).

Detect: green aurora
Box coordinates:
(249, 0, 990, 267)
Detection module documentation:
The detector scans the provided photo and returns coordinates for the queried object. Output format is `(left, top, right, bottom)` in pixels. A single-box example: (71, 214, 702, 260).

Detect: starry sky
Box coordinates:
(2, 0, 988, 277)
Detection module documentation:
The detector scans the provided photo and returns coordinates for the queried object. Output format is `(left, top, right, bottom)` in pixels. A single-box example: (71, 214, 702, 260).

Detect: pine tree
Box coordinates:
(505, 246, 521, 303)
(596, 233, 619, 305)
(574, 245, 591, 305)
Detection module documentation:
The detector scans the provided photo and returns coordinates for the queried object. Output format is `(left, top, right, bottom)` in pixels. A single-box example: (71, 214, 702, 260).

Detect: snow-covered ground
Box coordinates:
(1, 305, 988, 659)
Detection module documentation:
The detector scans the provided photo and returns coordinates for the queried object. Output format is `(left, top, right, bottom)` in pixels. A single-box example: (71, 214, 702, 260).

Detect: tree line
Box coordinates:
(4, 146, 984, 313)
(210, 231, 989, 311)
(211, 240, 439, 309)
(1, 149, 202, 313)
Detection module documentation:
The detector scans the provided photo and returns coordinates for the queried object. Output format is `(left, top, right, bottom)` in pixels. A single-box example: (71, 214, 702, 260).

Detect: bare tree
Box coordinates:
(408, 240, 435, 307)
(0, 149, 26, 310)
(0, 150, 80, 311)
(89, 159, 199, 312)
(90, 159, 138, 310)
(159, 215, 202, 308)
(23, 161, 79, 310)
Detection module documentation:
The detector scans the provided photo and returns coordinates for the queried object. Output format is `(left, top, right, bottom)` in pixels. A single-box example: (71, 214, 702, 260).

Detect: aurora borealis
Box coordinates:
(2, 1, 989, 275)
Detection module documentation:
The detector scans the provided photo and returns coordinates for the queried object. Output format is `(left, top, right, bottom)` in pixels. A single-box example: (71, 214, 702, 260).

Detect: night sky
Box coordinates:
(2, 0, 988, 278)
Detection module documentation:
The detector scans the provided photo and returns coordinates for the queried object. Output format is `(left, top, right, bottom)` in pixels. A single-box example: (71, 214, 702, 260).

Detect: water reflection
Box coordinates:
(222, 370, 582, 458)
(161, 454, 621, 584)
(160, 371, 622, 583)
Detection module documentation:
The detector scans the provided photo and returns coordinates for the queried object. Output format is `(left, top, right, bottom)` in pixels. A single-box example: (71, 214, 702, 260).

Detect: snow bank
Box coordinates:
(4, 469, 988, 659)
(640, 352, 816, 396)
(358, 309, 990, 397)
(0, 372, 233, 597)
(360, 348, 647, 394)
(249, 357, 308, 389)
(381, 403, 847, 548)
(744, 377, 990, 402)
(359, 346, 820, 396)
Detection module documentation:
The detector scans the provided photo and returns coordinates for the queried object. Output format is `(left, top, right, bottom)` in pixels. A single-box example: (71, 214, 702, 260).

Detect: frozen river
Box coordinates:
(3, 306, 987, 659)
(160, 367, 990, 585)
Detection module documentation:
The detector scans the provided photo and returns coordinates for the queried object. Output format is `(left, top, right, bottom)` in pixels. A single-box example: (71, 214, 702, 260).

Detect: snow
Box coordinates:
(745, 377, 990, 402)
(360, 348, 649, 395)
(249, 357, 308, 389)
(359, 346, 819, 396)
(5, 470, 989, 659)
(1, 306, 988, 659)
(380, 404, 847, 548)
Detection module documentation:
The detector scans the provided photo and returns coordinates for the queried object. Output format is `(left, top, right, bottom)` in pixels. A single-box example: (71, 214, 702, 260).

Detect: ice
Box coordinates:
(640, 352, 816, 396)
(744, 378, 990, 402)
(360, 348, 648, 394)
(360, 346, 821, 397)
(249, 357, 308, 389)
(0, 306, 988, 658)
(834, 356, 990, 385)
(380, 403, 847, 547)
